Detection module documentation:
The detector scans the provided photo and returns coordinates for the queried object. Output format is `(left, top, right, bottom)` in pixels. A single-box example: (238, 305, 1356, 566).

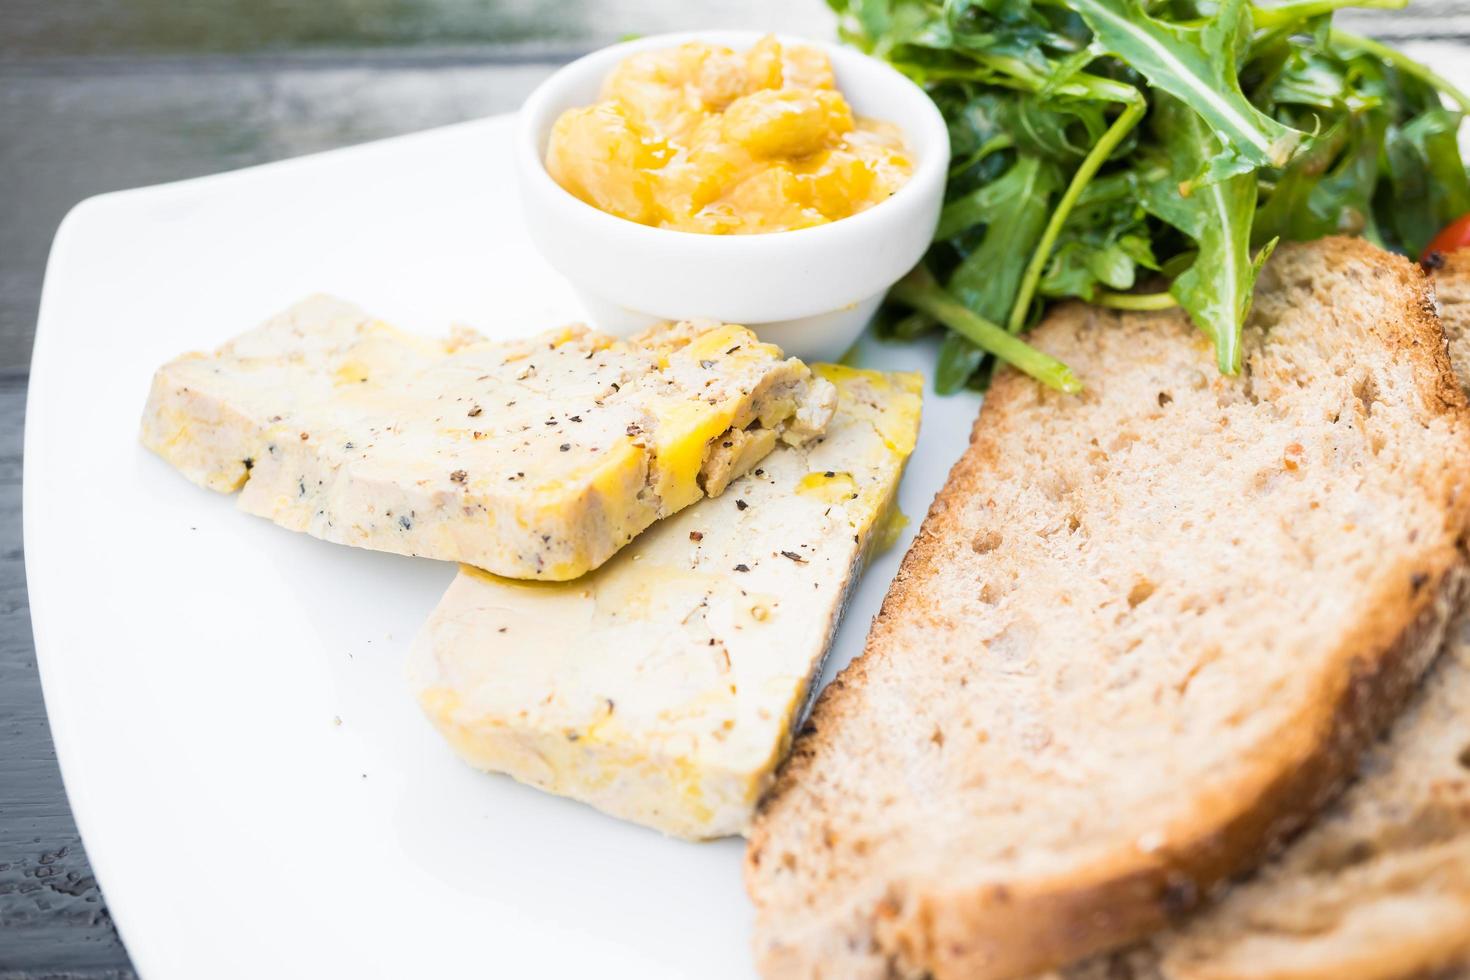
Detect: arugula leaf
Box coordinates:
(1295, 112, 1386, 240)
(1251, 121, 1350, 246)
(1265, 47, 1356, 111)
(891, 266, 1082, 393)
(1039, 228, 1155, 299)
(997, 94, 1110, 160)
(1138, 96, 1261, 373)
(1068, 0, 1302, 171)
(937, 177, 1015, 240)
(1384, 109, 1470, 254)
(947, 155, 1060, 325)
(893, 310, 938, 340)
(1005, 84, 1145, 330)
(936, 331, 988, 394)
(1250, 0, 1408, 28)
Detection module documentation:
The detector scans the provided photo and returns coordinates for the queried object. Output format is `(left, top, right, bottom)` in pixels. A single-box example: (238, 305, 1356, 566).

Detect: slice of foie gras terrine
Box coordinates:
(140, 295, 837, 580)
(407, 365, 922, 839)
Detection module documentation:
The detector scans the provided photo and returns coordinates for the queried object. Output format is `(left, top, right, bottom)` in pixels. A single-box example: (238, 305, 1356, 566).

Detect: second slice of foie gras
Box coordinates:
(409, 365, 922, 838)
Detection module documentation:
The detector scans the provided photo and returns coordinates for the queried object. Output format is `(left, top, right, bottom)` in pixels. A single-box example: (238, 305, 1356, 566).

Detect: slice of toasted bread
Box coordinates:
(1440, 250, 1470, 388)
(743, 238, 1470, 980)
(1071, 628, 1470, 980)
(1053, 251, 1470, 980)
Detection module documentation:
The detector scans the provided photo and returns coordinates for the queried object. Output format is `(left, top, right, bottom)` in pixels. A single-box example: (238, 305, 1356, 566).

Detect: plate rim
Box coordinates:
(22, 112, 521, 978)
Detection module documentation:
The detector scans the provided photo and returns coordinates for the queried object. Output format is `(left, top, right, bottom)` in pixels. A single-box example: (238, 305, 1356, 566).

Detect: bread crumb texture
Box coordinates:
(744, 238, 1470, 980)
(1068, 621, 1470, 980)
(1052, 249, 1470, 980)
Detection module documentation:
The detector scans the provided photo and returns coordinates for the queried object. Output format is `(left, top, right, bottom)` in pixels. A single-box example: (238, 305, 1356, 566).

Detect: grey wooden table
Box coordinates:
(0, 2, 1463, 976)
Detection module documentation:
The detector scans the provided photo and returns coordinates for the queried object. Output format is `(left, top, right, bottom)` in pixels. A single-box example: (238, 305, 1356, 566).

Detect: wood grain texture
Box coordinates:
(0, 0, 836, 58)
(0, 380, 132, 979)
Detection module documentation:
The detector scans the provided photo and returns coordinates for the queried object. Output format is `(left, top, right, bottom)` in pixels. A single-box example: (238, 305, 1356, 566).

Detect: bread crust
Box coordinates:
(1069, 626, 1470, 980)
(1042, 249, 1470, 980)
(911, 563, 1464, 979)
(745, 239, 1470, 980)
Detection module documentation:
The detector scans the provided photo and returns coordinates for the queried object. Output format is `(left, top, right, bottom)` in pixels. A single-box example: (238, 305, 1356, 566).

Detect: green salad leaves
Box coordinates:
(838, 0, 1470, 390)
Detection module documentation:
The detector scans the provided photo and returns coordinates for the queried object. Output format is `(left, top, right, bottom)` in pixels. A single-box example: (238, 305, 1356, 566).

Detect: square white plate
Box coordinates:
(25, 112, 981, 979)
(30, 41, 1470, 977)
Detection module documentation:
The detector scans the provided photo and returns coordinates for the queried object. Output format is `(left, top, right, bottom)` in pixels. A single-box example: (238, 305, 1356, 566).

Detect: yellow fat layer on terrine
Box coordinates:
(407, 366, 922, 839)
(139, 296, 836, 580)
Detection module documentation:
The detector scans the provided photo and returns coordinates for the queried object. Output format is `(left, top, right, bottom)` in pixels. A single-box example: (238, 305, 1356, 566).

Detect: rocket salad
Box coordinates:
(837, 0, 1470, 391)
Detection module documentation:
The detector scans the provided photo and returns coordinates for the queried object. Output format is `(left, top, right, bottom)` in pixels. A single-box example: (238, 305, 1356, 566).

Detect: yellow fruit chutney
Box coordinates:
(544, 35, 914, 235)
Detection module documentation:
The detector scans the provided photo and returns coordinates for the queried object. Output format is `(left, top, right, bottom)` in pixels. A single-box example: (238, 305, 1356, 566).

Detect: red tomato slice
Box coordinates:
(1422, 213, 1470, 268)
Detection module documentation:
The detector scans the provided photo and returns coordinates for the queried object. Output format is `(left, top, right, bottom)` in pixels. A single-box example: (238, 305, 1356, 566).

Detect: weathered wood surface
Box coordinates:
(0, 2, 1464, 976)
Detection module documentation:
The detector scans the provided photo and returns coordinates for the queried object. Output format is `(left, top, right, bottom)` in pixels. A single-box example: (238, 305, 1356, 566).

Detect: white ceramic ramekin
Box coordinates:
(514, 30, 949, 362)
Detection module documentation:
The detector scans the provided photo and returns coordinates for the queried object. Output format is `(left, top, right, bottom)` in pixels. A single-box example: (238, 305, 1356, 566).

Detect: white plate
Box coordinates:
(25, 113, 981, 979)
(33, 42, 1469, 978)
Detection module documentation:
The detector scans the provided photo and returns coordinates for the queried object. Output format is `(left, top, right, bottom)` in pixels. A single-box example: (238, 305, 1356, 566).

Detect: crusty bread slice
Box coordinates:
(1065, 623, 1470, 980)
(1050, 251, 1470, 980)
(743, 237, 1470, 980)
(1439, 250, 1470, 388)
